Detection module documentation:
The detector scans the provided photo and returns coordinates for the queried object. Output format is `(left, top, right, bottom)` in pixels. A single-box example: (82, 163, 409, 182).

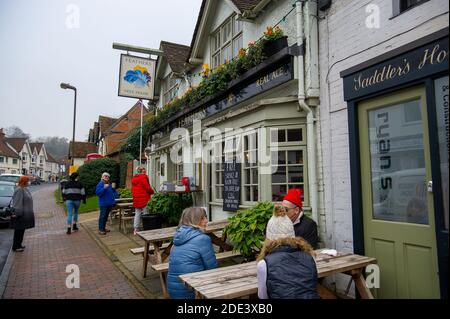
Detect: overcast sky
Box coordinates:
(0, 0, 202, 141)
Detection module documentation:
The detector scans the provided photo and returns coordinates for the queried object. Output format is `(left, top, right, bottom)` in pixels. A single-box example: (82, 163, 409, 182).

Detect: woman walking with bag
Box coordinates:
(10, 176, 35, 252)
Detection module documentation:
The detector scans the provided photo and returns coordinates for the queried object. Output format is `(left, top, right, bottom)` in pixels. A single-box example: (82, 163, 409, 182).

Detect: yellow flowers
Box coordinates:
(238, 48, 246, 58)
(201, 63, 210, 77)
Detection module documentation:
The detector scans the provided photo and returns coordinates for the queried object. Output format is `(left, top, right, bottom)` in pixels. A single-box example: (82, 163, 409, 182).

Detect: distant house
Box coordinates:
(0, 128, 21, 175)
(68, 141, 98, 168)
(28, 142, 49, 179)
(45, 152, 61, 182)
(4, 136, 32, 175)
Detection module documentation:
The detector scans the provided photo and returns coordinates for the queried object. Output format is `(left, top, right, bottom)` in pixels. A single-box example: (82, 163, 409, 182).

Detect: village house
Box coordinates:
(4, 136, 32, 175)
(143, 0, 448, 299)
(68, 141, 98, 168)
(0, 128, 21, 175)
(318, 0, 448, 298)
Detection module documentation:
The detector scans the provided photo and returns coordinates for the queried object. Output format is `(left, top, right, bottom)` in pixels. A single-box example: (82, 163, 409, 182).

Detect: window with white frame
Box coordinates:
(243, 132, 258, 202)
(0, 157, 4, 163)
(22, 153, 27, 161)
(270, 127, 307, 205)
(213, 140, 225, 201)
(175, 148, 184, 181)
(13, 159, 18, 165)
(211, 15, 243, 69)
(163, 75, 179, 105)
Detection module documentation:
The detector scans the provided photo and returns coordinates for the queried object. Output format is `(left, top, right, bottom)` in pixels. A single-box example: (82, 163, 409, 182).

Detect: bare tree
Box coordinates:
(4, 126, 30, 139)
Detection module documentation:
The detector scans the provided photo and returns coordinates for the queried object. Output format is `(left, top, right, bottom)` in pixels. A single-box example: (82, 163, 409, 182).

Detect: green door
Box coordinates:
(358, 86, 440, 298)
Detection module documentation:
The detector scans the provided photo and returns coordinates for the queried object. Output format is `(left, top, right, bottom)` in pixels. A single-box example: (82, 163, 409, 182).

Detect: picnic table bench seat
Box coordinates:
(152, 250, 242, 298)
(130, 242, 171, 256)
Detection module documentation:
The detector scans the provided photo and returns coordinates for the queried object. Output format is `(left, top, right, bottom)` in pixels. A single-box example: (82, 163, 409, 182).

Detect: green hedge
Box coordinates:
(117, 188, 132, 198)
(77, 158, 120, 196)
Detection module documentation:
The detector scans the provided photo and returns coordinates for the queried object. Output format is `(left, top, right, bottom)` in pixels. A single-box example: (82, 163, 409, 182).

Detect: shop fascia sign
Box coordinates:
(343, 36, 449, 101)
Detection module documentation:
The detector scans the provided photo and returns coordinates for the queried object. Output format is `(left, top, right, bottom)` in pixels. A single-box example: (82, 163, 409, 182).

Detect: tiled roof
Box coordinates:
(46, 152, 59, 163)
(29, 142, 44, 154)
(0, 130, 20, 158)
(4, 137, 27, 153)
(98, 116, 117, 134)
(160, 41, 191, 74)
(68, 142, 98, 158)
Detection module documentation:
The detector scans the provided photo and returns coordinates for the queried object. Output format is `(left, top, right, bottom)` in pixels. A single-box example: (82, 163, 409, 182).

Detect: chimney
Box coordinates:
(0, 128, 5, 138)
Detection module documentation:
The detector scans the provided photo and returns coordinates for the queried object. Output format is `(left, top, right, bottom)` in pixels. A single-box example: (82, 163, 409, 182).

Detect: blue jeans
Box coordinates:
(99, 205, 113, 231)
(66, 200, 81, 226)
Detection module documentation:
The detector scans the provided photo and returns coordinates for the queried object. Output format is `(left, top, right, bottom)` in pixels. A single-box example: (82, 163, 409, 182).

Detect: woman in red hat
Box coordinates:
(281, 189, 319, 249)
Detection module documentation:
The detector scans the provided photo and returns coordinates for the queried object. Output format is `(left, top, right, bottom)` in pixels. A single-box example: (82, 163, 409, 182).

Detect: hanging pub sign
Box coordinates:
(118, 54, 156, 100)
(223, 159, 241, 212)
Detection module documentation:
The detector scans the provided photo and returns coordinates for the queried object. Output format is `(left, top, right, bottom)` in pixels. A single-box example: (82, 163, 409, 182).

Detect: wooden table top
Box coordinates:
(137, 219, 229, 243)
(179, 251, 377, 299)
(116, 202, 134, 207)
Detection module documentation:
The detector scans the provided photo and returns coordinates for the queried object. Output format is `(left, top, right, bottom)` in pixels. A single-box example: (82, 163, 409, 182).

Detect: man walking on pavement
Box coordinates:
(62, 172, 86, 235)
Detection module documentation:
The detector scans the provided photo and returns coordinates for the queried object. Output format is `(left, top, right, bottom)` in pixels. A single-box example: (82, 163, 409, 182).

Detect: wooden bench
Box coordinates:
(152, 250, 242, 298)
(130, 242, 171, 256)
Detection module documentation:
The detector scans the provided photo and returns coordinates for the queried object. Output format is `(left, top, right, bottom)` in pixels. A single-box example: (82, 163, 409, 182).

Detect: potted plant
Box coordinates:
(224, 202, 274, 260)
(262, 26, 288, 57)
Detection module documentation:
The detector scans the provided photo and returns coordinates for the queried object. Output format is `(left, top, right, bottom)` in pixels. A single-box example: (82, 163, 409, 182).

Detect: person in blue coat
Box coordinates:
(167, 207, 217, 299)
(95, 172, 118, 235)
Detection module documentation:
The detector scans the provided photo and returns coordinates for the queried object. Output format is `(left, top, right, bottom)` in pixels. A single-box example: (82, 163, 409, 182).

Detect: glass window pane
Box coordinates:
(245, 169, 250, 184)
(252, 187, 258, 202)
(252, 168, 258, 184)
(234, 18, 243, 34)
(245, 186, 251, 202)
(404, 100, 422, 123)
(368, 100, 428, 224)
(223, 44, 232, 64)
(287, 129, 303, 142)
(212, 53, 220, 69)
(272, 167, 286, 183)
(233, 35, 243, 57)
(270, 128, 285, 143)
(271, 151, 286, 165)
(222, 22, 231, 43)
(288, 166, 303, 183)
(272, 185, 287, 201)
(288, 150, 303, 165)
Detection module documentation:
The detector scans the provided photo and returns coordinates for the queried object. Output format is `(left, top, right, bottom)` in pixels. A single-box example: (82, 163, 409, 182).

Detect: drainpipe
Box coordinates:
(296, 0, 318, 224)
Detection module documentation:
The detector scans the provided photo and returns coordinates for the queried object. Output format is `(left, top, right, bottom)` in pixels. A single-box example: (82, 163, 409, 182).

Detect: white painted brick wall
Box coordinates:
(318, 0, 448, 294)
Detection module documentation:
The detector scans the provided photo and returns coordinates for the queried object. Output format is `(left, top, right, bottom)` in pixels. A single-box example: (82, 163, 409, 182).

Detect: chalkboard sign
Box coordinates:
(223, 160, 241, 212)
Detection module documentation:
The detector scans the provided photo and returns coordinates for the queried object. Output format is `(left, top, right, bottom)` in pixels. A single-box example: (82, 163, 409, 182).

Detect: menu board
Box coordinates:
(223, 160, 241, 212)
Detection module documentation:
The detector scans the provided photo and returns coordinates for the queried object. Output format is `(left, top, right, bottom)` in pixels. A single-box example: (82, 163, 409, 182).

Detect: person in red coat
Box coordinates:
(131, 166, 154, 235)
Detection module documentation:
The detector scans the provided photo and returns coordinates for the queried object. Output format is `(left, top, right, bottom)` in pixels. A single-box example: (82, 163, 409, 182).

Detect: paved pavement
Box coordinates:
(1, 183, 143, 299)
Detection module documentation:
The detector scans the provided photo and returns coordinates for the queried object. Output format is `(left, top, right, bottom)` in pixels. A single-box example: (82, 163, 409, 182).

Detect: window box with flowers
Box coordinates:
(262, 26, 288, 57)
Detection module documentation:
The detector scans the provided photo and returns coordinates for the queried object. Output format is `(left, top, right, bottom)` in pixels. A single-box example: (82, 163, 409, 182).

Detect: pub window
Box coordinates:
(175, 148, 184, 181)
(243, 132, 259, 203)
(211, 15, 243, 70)
(270, 127, 307, 205)
(213, 141, 225, 201)
(163, 75, 179, 105)
(392, 0, 429, 17)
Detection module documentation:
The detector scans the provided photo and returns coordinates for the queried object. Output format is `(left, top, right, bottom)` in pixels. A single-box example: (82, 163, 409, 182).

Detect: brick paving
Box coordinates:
(2, 184, 143, 299)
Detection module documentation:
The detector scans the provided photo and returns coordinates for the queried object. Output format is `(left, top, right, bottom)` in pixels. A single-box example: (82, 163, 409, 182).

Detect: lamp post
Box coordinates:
(60, 83, 77, 166)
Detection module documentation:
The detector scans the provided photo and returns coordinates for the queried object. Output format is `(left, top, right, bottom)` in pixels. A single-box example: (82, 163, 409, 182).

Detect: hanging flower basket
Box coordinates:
(263, 36, 288, 58)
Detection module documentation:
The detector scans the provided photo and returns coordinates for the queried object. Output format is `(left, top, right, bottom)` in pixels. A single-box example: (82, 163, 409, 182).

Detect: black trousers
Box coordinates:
(13, 229, 25, 250)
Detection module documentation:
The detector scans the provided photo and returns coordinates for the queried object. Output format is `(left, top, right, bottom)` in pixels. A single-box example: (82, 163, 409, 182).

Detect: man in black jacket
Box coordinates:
(62, 173, 86, 234)
(282, 189, 319, 249)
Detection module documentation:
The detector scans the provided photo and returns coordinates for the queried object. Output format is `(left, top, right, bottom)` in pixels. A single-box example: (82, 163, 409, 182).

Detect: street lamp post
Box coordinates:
(60, 83, 77, 166)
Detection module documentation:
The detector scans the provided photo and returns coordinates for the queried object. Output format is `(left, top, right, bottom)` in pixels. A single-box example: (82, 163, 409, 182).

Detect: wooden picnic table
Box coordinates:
(137, 219, 231, 278)
(179, 250, 377, 299)
(115, 202, 134, 232)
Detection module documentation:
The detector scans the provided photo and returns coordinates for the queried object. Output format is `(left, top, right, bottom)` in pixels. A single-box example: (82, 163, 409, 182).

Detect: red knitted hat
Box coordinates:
(283, 188, 303, 208)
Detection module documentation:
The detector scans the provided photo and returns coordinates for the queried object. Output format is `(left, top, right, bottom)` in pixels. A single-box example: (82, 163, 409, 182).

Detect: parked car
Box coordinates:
(28, 174, 43, 185)
(0, 174, 23, 184)
(0, 181, 16, 228)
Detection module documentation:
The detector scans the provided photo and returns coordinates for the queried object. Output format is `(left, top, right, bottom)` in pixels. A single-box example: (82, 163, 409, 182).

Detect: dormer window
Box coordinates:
(211, 15, 243, 70)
